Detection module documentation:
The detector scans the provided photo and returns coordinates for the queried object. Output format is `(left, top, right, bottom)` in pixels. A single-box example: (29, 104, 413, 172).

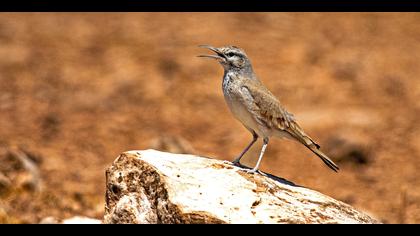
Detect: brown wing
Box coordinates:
(237, 76, 339, 172)
(238, 77, 297, 132)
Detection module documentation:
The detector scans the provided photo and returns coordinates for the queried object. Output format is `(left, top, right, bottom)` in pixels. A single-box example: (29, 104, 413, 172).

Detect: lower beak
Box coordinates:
(197, 45, 226, 61)
(197, 54, 224, 60)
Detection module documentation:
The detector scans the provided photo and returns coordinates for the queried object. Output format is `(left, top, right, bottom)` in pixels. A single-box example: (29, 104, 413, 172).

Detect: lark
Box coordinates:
(198, 45, 339, 174)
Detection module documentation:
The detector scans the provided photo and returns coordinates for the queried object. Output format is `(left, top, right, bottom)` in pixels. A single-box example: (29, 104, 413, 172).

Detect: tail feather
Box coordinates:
(285, 123, 339, 172)
(284, 121, 339, 172)
(305, 145, 339, 172)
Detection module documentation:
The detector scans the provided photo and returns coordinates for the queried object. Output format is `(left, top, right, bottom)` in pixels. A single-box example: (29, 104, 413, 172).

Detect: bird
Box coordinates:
(198, 45, 339, 174)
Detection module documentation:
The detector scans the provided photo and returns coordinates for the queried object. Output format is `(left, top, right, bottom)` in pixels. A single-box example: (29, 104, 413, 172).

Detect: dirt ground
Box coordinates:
(0, 13, 419, 224)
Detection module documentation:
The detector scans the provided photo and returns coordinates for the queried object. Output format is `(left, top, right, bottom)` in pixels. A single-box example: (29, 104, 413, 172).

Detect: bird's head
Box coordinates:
(198, 45, 252, 72)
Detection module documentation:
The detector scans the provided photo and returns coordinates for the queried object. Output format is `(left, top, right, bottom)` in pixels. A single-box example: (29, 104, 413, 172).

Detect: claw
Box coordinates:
(241, 168, 267, 177)
(243, 169, 257, 174)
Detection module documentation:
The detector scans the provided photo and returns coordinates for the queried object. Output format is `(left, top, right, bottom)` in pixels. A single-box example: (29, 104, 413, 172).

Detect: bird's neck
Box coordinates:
(224, 66, 258, 81)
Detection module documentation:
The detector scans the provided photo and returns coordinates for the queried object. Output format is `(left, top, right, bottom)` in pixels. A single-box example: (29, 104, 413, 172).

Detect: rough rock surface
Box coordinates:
(104, 150, 379, 224)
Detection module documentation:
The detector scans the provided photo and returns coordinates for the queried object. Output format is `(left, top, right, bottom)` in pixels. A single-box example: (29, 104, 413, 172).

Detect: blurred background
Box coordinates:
(0, 13, 419, 223)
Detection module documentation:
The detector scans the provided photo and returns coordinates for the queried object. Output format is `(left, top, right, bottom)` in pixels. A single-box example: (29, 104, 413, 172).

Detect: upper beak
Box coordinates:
(197, 45, 226, 60)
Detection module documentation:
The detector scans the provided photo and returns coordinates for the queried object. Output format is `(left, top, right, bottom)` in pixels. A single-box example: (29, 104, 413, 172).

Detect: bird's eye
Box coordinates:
(226, 52, 235, 57)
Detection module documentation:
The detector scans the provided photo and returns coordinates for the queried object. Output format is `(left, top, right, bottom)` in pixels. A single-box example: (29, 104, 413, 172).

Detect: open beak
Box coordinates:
(197, 45, 226, 61)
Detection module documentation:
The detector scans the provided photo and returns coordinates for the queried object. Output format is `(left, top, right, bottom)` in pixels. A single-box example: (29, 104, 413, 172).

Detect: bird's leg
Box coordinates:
(245, 137, 269, 174)
(232, 131, 258, 166)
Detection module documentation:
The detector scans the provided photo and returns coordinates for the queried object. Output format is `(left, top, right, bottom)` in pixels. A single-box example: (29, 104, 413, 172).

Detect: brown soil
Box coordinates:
(0, 13, 419, 223)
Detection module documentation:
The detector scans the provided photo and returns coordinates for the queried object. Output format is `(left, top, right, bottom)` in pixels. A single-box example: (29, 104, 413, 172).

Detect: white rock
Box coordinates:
(104, 149, 379, 224)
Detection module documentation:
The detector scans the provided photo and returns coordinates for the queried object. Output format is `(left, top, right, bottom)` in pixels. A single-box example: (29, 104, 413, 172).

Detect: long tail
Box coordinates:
(304, 144, 339, 172)
(285, 122, 339, 172)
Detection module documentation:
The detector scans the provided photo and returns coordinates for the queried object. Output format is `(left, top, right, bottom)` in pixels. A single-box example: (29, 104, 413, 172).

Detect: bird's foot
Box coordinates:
(243, 168, 257, 174)
(241, 168, 267, 177)
(231, 160, 241, 167)
(256, 170, 268, 177)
